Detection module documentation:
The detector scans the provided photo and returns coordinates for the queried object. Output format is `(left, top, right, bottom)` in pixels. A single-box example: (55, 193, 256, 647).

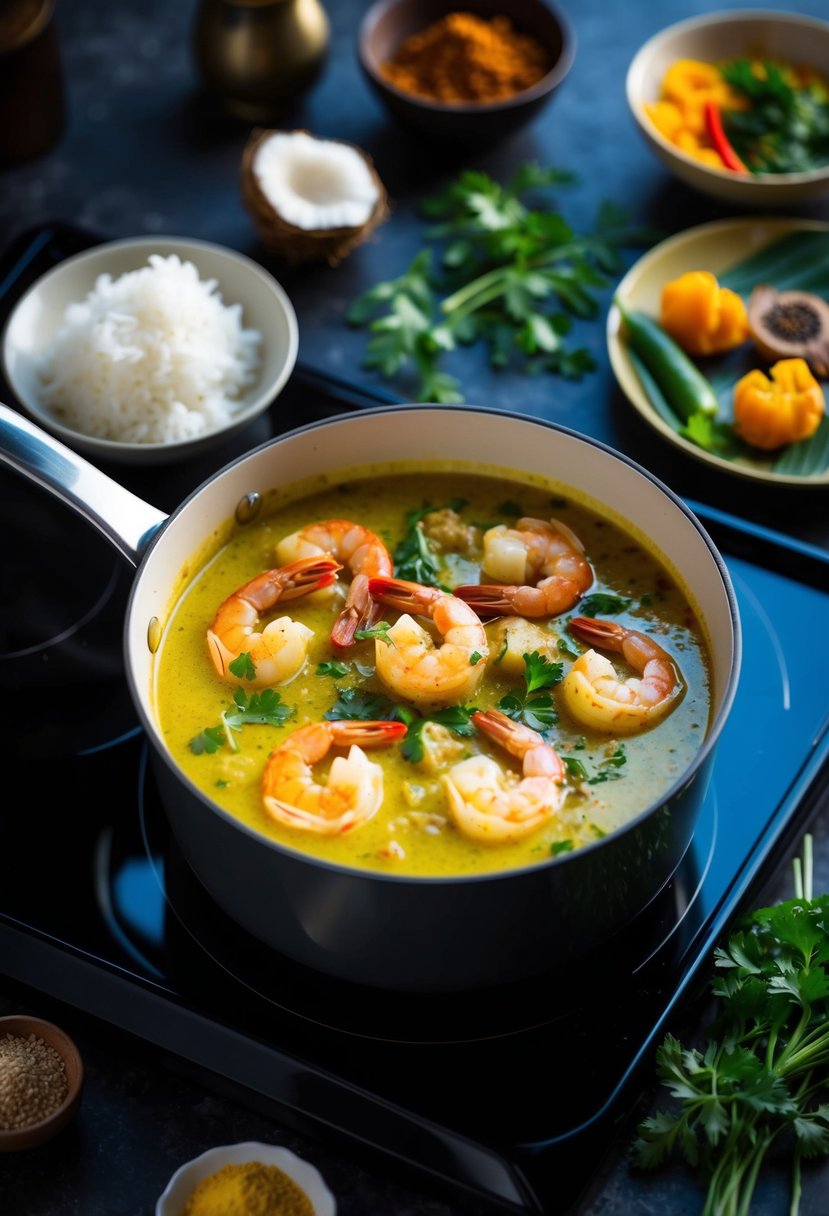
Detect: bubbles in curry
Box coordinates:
(154, 467, 712, 878)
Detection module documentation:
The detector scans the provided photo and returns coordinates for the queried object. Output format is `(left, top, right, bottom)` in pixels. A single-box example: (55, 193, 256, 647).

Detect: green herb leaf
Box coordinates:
(497, 651, 563, 735)
(393, 504, 451, 588)
(189, 688, 293, 755)
(228, 652, 256, 681)
(635, 835, 829, 1215)
(354, 621, 395, 645)
(317, 659, 350, 678)
(347, 166, 653, 403)
(400, 704, 478, 763)
(551, 839, 574, 856)
(325, 686, 412, 724)
(577, 593, 631, 616)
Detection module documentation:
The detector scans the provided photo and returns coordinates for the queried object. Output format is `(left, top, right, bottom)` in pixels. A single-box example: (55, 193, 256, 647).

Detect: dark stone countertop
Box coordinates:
(1, 0, 829, 1213)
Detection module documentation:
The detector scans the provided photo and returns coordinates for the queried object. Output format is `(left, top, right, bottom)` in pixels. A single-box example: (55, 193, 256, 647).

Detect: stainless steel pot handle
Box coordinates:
(0, 402, 168, 567)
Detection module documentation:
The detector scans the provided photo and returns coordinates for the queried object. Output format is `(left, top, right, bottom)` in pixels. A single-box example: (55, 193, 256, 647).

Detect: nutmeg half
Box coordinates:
(748, 285, 829, 378)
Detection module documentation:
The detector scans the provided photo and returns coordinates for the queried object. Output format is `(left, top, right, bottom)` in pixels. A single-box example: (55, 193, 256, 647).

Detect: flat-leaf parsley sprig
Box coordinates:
(497, 650, 563, 737)
(346, 164, 658, 403)
(635, 834, 829, 1216)
(190, 687, 293, 754)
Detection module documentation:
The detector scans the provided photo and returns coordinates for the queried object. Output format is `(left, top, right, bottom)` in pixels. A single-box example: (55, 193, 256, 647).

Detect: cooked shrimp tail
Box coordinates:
(443, 707, 566, 844)
(274, 520, 393, 651)
(455, 517, 592, 618)
(562, 616, 684, 734)
(262, 719, 406, 835)
(454, 580, 585, 618)
(367, 575, 489, 708)
(207, 555, 341, 686)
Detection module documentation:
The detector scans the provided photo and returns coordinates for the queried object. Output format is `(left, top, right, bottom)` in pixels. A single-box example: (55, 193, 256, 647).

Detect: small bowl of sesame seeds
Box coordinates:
(0, 1015, 84, 1151)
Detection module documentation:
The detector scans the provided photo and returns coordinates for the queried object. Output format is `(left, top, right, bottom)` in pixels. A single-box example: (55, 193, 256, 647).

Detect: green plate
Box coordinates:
(607, 217, 829, 487)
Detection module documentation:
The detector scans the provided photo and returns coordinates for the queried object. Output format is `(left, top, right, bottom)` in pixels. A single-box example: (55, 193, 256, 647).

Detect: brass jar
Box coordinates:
(0, 0, 65, 164)
(193, 0, 330, 122)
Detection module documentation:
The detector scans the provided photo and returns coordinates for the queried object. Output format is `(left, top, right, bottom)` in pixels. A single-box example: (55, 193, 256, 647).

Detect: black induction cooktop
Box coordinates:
(1, 224, 829, 1215)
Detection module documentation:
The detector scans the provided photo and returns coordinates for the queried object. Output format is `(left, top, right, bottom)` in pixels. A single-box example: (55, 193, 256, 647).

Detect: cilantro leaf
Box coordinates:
(635, 835, 829, 1216)
(498, 651, 562, 736)
(317, 659, 350, 678)
(393, 504, 453, 588)
(577, 593, 631, 616)
(401, 705, 478, 763)
(228, 652, 256, 681)
(189, 688, 293, 755)
(325, 686, 412, 724)
(347, 165, 654, 402)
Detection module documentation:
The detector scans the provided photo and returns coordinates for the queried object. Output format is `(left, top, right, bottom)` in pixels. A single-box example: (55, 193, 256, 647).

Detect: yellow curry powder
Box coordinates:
(181, 1160, 315, 1216)
(380, 11, 551, 104)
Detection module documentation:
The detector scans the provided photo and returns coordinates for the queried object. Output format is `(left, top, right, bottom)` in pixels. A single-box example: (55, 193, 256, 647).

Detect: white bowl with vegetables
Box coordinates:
(608, 216, 829, 486)
(626, 9, 829, 205)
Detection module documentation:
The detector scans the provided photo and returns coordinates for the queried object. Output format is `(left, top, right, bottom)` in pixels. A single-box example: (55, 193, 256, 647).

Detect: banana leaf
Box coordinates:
(630, 229, 829, 478)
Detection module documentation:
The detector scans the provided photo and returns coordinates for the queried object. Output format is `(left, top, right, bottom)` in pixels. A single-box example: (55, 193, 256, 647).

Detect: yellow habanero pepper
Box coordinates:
(660, 270, 750, 357)
(733, 357, 826, 450)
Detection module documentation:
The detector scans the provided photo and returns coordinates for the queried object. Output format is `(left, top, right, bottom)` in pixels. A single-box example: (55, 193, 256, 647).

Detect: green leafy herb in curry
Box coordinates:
(190, 687, 293, 754)
(497, 651, 563, 736)
(346, 164, 658, 403)
(400, 705, 478, 764)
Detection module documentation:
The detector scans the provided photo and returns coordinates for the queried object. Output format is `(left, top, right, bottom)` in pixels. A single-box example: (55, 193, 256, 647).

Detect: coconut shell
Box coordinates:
(241, 127, 390, 266)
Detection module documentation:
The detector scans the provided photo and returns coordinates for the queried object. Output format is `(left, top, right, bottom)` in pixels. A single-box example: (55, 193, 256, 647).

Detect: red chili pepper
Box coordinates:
(704, 101, 747, 173)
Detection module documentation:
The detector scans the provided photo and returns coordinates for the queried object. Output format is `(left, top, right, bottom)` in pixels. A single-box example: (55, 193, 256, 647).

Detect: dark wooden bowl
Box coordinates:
(0, 1015, 84, 1151)
(357, 0, 575, 144)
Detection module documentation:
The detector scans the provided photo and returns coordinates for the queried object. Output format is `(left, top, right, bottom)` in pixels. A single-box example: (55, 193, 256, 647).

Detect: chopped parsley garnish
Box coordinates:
(393, 504, 449, 588)
(562, 744, 626, 784)
(401, 705, 478, 763)
(551, 839, 574, 856)
(190, 687, 293, 754)
(317, 659, 350, 678)
(354, 620, 395, 645)
(556, 633, 580, 660)
(228, 651, 256, 681)
(577, 593, 632, 616)
(588, 743, 626, 783)
(324, 686, 412, 724)
(498, 650, 563, 736)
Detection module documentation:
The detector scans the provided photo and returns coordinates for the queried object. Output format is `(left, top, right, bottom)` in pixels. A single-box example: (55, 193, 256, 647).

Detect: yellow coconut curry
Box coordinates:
(154, 464, 712, 878)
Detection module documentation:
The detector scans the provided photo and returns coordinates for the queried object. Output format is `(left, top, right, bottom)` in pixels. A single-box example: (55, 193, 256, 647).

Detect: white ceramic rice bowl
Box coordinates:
(1, 236, 298, 465)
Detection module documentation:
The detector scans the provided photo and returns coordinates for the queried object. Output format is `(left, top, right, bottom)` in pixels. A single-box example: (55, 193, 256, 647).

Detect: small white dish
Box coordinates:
(1, 236, 299, 466)
(626, 9, 829, 206)
(155, 1141, 336, 1215)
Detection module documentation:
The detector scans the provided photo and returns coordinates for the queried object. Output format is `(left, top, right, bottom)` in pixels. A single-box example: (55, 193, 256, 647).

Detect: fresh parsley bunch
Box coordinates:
(636, 835, 829, 1216)
(346, 164, 656, 403)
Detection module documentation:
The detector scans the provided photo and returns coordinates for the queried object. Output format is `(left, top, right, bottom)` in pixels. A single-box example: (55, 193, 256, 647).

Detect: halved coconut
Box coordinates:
(241, 128, 390, 266)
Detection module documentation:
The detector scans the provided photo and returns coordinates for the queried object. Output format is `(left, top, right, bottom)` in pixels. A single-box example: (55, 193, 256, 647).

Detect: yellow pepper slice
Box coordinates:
(646, 58, 748, 160)
(660, 270, 750, 356)
(661, 59, 725, 108)
(733, 357, 826, 450)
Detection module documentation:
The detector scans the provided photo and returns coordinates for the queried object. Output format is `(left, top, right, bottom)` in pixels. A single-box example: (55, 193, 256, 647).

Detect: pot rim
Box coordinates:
(126, 402, 742, 885)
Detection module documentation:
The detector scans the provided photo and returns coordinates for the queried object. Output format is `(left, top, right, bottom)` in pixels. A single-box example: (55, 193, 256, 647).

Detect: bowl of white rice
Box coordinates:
(1, 236, 299, 465)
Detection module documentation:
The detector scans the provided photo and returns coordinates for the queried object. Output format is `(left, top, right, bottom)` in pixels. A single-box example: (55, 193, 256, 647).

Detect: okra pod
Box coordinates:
(615, 298, 720, 421)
